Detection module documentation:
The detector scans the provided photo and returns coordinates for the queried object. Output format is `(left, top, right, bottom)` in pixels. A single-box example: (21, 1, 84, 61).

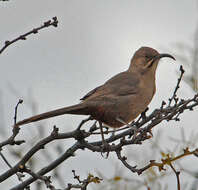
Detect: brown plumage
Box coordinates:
(15, 47, 175, 128)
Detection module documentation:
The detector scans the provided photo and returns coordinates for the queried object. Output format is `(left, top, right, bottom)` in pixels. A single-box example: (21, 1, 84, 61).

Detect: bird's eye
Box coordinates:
(145, 55, 152, 60)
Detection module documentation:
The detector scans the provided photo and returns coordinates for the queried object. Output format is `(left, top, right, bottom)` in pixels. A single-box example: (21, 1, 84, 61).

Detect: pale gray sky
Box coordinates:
(0, 0, 198, 189)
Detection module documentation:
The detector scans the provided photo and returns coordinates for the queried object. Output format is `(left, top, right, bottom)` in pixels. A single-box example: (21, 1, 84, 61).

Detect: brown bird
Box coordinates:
(15, 47, 175, 128)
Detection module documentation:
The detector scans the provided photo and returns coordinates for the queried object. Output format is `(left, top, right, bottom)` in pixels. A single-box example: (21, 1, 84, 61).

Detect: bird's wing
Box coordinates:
(104, 72, 140, 96)
(80, 72, 140, 100)
(80, 85, 103, 100)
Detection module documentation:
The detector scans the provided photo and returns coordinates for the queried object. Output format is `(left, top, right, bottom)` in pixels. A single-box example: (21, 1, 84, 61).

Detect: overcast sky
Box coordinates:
(0, 0, 198, 189)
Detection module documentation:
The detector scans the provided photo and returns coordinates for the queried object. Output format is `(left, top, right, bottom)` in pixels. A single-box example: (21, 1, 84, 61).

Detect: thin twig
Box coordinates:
(14, 99, 23, 125)
(0, 17, 58, 55)
(77, 116, 93, 130)
(169, 163, 180, 190)
(168, 65, 185, 106)
(0, 151, 24, 182)
(0, 99, 25, 149)
(24, 167, 56, 190)
(0, 151, 12, 168)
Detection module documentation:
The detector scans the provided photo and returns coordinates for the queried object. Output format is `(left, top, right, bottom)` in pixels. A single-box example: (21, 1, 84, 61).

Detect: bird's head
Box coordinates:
(129, 47, 175, 74)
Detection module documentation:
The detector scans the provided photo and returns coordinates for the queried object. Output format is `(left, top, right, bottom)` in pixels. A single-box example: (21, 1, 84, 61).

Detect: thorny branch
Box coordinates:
(0, 17, 58, 55)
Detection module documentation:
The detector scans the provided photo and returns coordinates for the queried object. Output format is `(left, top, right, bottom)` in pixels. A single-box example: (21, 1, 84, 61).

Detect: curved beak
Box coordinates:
(154, 53, 176, 62)
(146, 53, 175, 68)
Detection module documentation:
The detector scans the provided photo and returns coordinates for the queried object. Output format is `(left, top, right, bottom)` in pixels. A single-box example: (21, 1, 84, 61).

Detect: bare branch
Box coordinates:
(0, 17, 58, 55)
(14, 99, 23, 125)
(0, 99, 25, 149)
(169, 163, 180, 190)
(168, 65, 185, 106)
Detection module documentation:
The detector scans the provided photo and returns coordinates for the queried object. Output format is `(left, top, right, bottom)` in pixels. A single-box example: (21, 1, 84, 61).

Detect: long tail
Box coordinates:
(15, 103, 89, 127)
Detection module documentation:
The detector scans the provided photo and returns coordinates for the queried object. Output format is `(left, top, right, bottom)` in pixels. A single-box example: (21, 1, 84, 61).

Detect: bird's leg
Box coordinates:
(99, 121, 105, 143)
(99, 121, 110, 158)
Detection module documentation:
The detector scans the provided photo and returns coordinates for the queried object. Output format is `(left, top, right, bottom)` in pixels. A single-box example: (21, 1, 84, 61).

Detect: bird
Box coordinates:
(15, 47, 175, 128)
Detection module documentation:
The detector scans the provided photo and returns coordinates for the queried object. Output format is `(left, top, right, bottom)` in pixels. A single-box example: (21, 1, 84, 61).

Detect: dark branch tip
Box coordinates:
(52, 17, 57, 21)
(179, 65, 185, 73)
(19, 99, 23, 104)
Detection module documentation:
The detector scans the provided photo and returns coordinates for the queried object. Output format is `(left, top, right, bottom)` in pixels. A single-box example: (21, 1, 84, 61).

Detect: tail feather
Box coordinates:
(15, 103, 89, 127)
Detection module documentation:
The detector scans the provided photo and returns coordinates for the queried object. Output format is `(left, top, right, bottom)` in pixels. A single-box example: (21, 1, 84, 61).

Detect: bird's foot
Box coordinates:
(100, 140, 111, 158)
(98, 121, 110, 158)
